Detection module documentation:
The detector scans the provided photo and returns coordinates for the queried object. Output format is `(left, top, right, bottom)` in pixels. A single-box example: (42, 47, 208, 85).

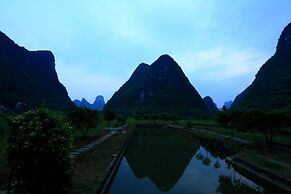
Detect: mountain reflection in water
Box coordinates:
(125, 128, 199, 191)
(107, 128, 273, 194)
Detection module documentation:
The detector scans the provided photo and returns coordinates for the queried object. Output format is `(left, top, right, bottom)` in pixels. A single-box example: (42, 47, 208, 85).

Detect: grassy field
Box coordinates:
(190, 124, 291, 145)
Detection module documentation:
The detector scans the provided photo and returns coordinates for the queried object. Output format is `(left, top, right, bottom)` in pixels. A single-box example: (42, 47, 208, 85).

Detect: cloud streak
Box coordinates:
(176, 47, 268, 81)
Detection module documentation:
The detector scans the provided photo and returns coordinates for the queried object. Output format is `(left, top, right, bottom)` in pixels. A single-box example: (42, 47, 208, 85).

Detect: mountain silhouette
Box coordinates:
(105, 54, 209, 117)
(203, 96, 219, 114)
(0, 31, 72, 110)
(73, 95, 105, 111)
(232, 23, 291, 111)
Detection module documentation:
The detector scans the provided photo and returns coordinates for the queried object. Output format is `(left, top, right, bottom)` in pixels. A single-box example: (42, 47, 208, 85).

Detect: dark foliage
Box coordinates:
(104, 109, 116, 127)
(217, 175, 262, 194)
(67, 106, 99, 137)
(8, 109, 73, 194)
(217, 109, 291, 145)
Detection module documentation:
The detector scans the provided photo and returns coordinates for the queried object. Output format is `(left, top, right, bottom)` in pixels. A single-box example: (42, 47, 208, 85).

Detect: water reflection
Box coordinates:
(217, 175, 262, 194)
(125, 128, 199, 191)
(107, 128, 274, 194)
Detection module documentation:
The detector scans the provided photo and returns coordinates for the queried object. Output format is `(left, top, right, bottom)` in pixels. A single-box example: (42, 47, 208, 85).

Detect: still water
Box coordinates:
(107, 128, 275, 194)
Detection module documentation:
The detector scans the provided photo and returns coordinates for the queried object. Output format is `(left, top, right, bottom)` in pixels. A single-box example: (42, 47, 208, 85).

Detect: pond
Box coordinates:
(107, 128, 276, 194)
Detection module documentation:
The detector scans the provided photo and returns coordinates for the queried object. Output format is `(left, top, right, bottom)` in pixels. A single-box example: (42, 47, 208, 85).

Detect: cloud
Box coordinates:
(175, 46, 268, 81)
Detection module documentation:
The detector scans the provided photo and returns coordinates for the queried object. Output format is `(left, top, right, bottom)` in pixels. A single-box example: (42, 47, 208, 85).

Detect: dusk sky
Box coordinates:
(1, 0, 291, 107)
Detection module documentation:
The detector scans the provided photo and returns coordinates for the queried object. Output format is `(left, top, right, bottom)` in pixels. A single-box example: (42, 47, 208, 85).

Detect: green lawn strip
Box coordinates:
(194, 125, 291, 145)
(188, 129, 242, 157)
(179, 119, 219, 128)
(72, 129, 131, 194)
(243, 153, 287, 171)
(73, 128, 109, 149)
(238, 152, 291, 180)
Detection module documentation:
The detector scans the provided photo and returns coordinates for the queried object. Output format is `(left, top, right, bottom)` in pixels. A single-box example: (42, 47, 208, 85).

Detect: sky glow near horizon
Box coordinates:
(1, 0, 291, 107)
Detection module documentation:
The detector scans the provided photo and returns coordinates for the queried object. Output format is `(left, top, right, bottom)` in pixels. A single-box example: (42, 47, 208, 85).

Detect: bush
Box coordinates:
(218, 109, 290, 145)
(0, 113, 9, 135)
(67, 107, 99, 137)
(8, 109, 73, 194)
(104, 109, 116, 127)
(0, 114, 10, 168)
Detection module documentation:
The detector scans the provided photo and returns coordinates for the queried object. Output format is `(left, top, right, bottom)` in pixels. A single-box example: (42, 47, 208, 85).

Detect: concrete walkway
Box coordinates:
(70, 131, 118, 158)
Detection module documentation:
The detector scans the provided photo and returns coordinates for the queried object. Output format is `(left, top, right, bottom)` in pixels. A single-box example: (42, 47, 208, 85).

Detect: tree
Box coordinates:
(231, 109, 289, 146)
(104, 109, 116, 127)
(8, 109, 73, 194)
(67, 107, 99, 137)
(217, 175, 261, 194)
(263, 111, 289, 145)
(217, 109, 230, 126)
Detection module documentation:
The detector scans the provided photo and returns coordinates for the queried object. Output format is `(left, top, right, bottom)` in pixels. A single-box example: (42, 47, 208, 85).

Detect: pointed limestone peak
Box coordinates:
(276, 23, 291, 55)
(152, 54, 177, 68)
(203, 96, 219, 114)
(131, 63, 150, 80)
(81, 98, 89, 103)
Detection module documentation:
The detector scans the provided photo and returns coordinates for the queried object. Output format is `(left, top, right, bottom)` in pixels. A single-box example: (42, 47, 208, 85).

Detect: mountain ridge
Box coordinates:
(105, 54, 210, 117)
(73, 95, 105, 111)
(232, 23, 291, 111)
(0, 31, 72, 110)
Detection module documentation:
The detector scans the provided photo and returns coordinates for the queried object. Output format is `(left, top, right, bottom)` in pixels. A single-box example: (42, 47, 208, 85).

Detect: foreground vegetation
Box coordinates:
(0, 107, 126, 192)
(0, 107, 290, 193)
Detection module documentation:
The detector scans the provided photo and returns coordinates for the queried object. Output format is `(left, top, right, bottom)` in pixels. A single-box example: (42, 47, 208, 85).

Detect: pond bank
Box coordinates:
(167, 124, 291, 193)
(96, 135, 132, 194)
(106, 125, 276, 194)
(72, 126, 133, 194)
(227, 157, 291, 193)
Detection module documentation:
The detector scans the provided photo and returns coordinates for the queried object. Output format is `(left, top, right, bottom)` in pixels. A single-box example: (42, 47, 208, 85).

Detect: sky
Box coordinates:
(0, 0, 291, 107)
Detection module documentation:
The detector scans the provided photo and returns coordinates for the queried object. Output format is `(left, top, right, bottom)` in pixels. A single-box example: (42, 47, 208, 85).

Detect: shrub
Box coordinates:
(104, 109, 116, 127)
(8, 109, 73, 194)
(67, 107, 99, 137)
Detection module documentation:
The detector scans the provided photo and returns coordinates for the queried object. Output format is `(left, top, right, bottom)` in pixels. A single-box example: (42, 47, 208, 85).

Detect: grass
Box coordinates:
(242, 153, 287, 171)
(178, 119, 219, 128)
(191, 125, 291, 145)
(72, 127, 134, 194)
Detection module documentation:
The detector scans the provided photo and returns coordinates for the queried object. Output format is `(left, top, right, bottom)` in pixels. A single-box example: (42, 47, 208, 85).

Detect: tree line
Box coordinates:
(217, 108, 291, 146)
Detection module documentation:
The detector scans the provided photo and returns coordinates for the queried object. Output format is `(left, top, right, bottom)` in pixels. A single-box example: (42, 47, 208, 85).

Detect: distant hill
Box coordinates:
(73, 98, 91, 109)
(223, 101, 233, 109)
(73, 95, 105, 111)
(232, 23, 291, 111)
(0, 31, 72, 110)
(203, 96, 219, 115)
(105, 54, 210, 117)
